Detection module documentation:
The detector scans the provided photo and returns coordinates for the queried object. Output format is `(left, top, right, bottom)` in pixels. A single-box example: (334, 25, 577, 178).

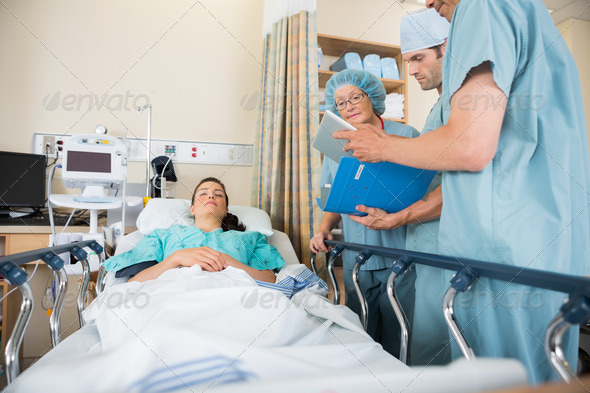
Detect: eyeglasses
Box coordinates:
(335, 93, 365, 111)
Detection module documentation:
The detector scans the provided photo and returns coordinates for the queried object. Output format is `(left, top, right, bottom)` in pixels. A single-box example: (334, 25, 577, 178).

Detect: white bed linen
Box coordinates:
(6, 266, 403, 393)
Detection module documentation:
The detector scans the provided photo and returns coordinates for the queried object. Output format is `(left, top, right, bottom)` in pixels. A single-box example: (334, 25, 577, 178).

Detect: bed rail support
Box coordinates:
(310, 253, 318, 275)
(89, 243, 105, 296)
(41, 253, 68, 348)
(70, 245, 90, 328)
(545, 291, 590, 382)
(443, 267, 477, 360)
(0, 262, 33, 385)
(328, 245, 345, 305)
(387, 255, 412, 364)
(352, 249, 372, 331)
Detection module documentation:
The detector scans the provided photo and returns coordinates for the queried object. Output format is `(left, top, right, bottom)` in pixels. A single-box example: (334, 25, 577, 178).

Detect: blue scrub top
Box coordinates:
(320, 119, 419, 270)
(103, 225, 286, 272)
(405, 97, 444, 254)
(437, 0, 590, 383)
(439, 0, 590, 275)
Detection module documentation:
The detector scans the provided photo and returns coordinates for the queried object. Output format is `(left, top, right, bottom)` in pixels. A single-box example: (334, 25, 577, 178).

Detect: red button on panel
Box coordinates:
(192, 153, 197, 157)
(192, 147, 197, 152)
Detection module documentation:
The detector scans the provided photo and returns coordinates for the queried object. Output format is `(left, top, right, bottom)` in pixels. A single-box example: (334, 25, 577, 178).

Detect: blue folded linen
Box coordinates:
(363, 54, 382, 78)
(330, 52, 363, 72)
(381, 57, 400, 80)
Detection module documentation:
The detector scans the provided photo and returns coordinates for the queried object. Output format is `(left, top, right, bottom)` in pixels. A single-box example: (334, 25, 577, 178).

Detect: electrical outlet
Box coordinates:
(42, 135, 57, 156)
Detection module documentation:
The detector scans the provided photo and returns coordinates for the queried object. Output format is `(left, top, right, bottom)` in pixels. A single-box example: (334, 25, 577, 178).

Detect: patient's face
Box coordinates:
(190, 181, 228, 219)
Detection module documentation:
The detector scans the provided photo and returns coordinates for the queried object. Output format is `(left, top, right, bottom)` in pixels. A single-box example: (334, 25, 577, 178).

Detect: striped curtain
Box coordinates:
(251, 1, 323, 272)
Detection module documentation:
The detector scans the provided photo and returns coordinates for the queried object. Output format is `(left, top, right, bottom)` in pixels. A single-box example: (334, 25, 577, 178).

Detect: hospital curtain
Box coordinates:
(251, 0, 323, 273)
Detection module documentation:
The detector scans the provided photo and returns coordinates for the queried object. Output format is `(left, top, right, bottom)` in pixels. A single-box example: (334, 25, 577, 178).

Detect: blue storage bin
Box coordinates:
(363, 54, 382, 78)
(381, 57, 400, 80)
(330, 52, 363, 72)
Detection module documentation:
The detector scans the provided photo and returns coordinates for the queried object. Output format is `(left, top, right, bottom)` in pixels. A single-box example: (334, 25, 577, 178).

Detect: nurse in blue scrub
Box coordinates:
(349, 9, 452, 366)
(310, 69, 419, 357)
(334, 0, 590, 384)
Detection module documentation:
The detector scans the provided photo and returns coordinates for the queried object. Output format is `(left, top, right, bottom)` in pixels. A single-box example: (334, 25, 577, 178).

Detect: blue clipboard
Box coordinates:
(316, 157, 437, 216)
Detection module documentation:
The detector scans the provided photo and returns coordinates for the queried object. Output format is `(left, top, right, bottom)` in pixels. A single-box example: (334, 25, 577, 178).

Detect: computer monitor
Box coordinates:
(0, 151, 47, 210)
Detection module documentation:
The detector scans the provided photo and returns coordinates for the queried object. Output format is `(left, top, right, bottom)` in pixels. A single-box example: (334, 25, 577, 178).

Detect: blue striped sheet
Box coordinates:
(255, 267, 328, 299)
(127, 356, 256, 393)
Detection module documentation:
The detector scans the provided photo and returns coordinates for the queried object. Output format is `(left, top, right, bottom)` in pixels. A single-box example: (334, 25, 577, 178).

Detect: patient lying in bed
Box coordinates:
(4, 179, 529, 392)
(104, 177, 285, 283)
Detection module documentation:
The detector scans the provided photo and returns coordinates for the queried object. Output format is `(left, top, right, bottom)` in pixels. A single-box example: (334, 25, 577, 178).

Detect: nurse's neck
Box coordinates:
(368, 113, 383, 129)
(194, 215, 223, 233)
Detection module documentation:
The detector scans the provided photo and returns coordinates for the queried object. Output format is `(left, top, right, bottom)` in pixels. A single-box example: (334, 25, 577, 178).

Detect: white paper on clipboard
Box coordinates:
(312, 110, 357, 163)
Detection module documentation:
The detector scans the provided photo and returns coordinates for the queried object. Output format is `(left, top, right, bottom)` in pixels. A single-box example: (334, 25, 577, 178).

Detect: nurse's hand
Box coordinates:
(349, 205, 410, 230)
(333, 124, 394, 163)
(172, 247, 227, 272)
(310, 229, 333, 254)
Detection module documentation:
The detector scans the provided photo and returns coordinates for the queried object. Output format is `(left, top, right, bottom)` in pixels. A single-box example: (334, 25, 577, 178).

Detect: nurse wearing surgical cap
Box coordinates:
(310, 69, 419, 357)
(334, 0, 590, 384)
(400, 8, 449, 366)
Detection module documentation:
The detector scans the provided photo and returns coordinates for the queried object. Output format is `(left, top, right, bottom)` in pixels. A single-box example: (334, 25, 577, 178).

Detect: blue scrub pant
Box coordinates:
(344, 265, 416, 358)
(446, 277, 578, 384)
(410, 264, 451, 365)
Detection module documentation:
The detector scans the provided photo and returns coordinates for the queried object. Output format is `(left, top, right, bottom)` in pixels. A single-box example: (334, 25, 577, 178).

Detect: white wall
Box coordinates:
(317, 0, 439, 133)
(0, 0, 265, 205)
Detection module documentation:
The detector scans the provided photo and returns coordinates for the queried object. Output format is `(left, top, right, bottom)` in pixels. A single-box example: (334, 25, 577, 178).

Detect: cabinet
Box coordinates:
(0, 280, 21, 370)
(0, 232, 43, 369)
(317, 33, 408, 124)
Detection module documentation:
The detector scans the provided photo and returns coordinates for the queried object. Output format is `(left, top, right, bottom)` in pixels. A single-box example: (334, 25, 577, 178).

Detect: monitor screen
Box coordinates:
(66, 150, 111, 173)
(0, 151, 47, 209)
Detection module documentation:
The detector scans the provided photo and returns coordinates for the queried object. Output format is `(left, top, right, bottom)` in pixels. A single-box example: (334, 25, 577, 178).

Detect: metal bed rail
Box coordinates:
(0, 240, 103, 384)
(312, 240, 590, 382)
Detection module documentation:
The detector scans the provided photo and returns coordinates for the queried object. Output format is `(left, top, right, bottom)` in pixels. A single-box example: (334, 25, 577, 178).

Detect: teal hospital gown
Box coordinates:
(405, 97, 450, 366)
(103, 225, 286, 273)
(320, 119, 420, 357)
(438, 0, 590, 384)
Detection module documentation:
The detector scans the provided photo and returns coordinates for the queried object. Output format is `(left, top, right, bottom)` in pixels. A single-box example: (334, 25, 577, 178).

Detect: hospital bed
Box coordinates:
(1, 200, 585, 392)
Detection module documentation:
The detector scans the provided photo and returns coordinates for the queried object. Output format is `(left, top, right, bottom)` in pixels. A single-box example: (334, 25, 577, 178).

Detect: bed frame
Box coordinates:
(311, 240, 590, 382)
(1, 238, 589, 386)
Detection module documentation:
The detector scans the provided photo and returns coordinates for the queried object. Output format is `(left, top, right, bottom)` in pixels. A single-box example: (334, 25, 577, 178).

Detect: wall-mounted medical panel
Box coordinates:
(32, 133, 254, 166)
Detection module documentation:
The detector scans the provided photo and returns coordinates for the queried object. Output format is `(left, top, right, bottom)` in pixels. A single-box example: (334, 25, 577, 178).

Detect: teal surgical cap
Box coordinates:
(400, 8, 450, 54)
(325, 69, 386, 116)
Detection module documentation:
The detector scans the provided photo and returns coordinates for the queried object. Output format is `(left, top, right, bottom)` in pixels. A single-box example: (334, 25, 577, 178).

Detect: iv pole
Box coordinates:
(137, 104, 152, 200)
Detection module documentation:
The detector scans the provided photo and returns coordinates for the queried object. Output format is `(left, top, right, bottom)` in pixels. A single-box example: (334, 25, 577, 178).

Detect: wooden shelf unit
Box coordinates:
(317, 33, 408, 124)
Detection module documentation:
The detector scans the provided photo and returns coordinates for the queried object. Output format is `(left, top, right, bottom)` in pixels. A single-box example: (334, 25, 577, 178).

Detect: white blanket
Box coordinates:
(7, 266, 404, 393)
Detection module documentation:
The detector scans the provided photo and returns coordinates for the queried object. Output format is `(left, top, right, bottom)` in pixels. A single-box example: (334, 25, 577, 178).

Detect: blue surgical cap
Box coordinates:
(324, 69, 386, 116)
(400, 8, 450, 55)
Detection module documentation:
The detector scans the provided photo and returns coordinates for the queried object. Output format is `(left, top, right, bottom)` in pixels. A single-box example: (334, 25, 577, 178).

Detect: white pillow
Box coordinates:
(228, 205, 274, 236)
(136, 199, 274, 237)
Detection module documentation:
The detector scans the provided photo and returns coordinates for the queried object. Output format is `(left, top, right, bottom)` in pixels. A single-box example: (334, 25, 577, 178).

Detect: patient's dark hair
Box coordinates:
(192, 177, 246, 232)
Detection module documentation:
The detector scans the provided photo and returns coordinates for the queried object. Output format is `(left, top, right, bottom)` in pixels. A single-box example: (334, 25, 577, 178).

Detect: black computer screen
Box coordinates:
(66, 150, 111, 173)
(0, 151, 47, 208)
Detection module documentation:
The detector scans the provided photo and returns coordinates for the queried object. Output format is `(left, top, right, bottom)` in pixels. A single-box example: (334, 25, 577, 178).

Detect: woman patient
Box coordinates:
(103, 177, 285, 283)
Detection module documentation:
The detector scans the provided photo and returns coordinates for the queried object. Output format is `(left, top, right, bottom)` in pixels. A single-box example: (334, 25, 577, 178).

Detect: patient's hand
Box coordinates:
(171, 247, 227, 272)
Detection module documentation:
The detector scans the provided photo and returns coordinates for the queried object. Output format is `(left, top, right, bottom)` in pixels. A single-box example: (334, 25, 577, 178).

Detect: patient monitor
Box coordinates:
(61, 134, 127, 199)
(50, 133, 134, 237)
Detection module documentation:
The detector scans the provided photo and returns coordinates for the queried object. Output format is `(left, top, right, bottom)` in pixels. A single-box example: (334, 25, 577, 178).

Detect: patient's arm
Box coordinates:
(128, 246, 275, 283)
(129, 246, 227, 282)
(349, 185, 442, 230)
(222, 254, 276, 283)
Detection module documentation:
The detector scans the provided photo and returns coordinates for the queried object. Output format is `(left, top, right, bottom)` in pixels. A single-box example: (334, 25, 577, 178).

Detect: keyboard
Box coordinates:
(0, 212, 88, 227)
